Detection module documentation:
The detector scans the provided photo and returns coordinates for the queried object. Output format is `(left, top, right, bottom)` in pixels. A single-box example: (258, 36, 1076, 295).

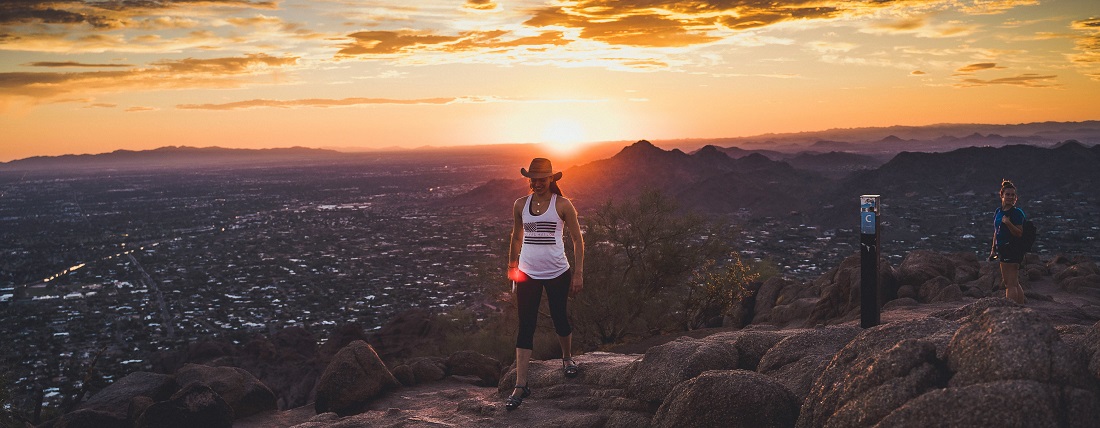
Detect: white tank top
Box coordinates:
(518, 194, 570, 279)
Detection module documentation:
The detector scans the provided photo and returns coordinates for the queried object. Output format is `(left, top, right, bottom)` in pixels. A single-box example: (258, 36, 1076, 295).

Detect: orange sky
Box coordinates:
(1, 0, 1099, 161)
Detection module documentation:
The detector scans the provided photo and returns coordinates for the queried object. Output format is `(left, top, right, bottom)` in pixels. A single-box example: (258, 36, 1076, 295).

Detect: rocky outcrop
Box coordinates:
(808, 254, 898, 324)
(446, 350, 503, 387)
(796, 300, 1100, 428)
(49, 252, 1100, 428)
(73, 371, 177, 418)
(758, 326, 862, 399)
(625, 336, 740, 404)
(313, 340, 400, 416)
(651, 370, 799, 428)
(135, 383, 234, 428)
(175, 364, 277, 418)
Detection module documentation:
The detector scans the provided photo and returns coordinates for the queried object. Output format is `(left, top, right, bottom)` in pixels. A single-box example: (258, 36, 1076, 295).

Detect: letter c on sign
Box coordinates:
(861, 212, 875, 234)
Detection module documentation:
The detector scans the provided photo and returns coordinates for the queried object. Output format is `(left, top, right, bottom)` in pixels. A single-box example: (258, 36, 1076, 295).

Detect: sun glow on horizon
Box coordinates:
(541, 118, 590, 154)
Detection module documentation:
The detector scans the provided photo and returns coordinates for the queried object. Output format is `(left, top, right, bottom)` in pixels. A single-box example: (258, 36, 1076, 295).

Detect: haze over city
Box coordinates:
(2, 0, 1100, 162)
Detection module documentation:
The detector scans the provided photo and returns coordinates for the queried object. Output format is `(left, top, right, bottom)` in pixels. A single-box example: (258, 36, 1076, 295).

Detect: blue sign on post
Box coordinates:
(859, 194, 880, 328)
(861, 211, 876, 234)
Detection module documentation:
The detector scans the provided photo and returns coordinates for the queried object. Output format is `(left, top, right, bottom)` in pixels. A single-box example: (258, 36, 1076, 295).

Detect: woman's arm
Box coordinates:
(508, 197, 525, 275)
(1001, 215, 1023, 238)
(561, 198, 584, 296)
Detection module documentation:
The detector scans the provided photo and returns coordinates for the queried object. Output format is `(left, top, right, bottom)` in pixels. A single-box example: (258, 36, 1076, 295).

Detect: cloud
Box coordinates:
(0, 53, 299, 102)
(125, 106, 157, 112)
(177, 97, 459, 110)
(464, 0, 497, 11)
(0, 0, 277, 28)
(954, 73, 1058, 88)
(24, 61, 134, 68)
(152, 53, 297, 73)
(955, 62, 1003, 73)
(1069, 18, 1100, 80)
(910, 70, 927, 75)
(957, 0, 1040, 15)
(335, 29, 572, 58)
(84, 103, 116, 108)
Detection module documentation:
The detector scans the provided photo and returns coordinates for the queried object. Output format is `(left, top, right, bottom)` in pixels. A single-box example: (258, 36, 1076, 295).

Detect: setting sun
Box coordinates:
(542, 118, 589, 154)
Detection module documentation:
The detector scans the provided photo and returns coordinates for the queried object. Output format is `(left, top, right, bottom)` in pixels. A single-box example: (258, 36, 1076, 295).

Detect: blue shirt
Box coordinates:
(994, 206, 1026, 248)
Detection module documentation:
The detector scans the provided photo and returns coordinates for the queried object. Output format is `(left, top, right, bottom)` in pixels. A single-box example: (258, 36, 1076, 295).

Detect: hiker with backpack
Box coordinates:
(989, 179, 1028, 304)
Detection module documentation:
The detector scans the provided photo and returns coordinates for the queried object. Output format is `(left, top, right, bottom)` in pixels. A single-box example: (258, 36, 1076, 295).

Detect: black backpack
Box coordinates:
(1018, 220, 1037, 253)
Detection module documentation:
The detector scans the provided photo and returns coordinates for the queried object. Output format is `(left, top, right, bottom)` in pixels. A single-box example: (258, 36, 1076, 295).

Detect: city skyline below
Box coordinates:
(2, 0, 1099, 162)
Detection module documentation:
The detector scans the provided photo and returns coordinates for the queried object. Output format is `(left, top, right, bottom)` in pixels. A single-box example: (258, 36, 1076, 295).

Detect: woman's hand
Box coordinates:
(1001, 215, 1012, 225)
(570, 272, 584, 297)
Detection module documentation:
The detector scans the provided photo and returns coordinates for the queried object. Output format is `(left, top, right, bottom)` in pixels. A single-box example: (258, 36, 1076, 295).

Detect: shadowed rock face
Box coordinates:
(175, 364, 277, 419)
(135, 383, 234, 428)
(625, 336, 740, 404)
(313, 340, 400, 416)
(758, 325, 862, 400)
(797, 302, 1100, 428)
(651, 370, 800, 428)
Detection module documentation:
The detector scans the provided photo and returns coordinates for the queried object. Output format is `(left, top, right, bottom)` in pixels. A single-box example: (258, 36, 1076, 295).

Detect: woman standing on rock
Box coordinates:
(505, 157, 585, 410)
(990, 179, 1026, 304)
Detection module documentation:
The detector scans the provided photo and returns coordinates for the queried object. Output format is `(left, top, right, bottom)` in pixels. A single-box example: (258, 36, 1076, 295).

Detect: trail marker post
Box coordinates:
(860, 195, 881, 328)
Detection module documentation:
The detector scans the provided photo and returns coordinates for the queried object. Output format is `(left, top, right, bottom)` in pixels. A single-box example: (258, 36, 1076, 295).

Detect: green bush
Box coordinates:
(571, 190, 729, 348)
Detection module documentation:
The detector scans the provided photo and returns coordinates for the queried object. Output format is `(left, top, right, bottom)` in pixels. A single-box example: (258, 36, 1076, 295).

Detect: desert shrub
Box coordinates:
(571, 190, 729, 347)
(681, 252, 775, 329)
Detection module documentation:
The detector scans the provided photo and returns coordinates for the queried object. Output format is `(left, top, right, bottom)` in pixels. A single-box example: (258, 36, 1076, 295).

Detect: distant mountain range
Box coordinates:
(6, 121, 1099, 173)
(656, 120, 1100, 155)
(0, 146, 348, 171)
(455, 139, 1100, 228)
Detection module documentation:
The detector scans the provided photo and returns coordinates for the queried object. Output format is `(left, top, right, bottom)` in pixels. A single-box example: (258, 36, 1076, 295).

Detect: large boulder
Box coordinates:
(651, 370, 799, 428)
(135, 383, 234, 428)
(704, 329, 792, 371)
(754, 277, 797, 323)
(947, 307, 1093, 389)
(314, 340, 400, 416)
(897, 250, 957, 287)
(808, 254, 897, 325)
(174, 363, 277, 418)
(446, 350, 502, 387)
(757, 325, 861, 400)
(76, 371, 177, 417)
(368, 308, 443, 363)
(625, 336, 739, 403)
(950, 251, 982, 283)
(392, 357, 446, 386)
(797, 317, 958, 428)
(875, 380, 1099, 427)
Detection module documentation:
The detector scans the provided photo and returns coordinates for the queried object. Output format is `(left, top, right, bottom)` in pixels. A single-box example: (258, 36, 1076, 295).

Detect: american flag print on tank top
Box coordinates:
(518, 194, 570, 279)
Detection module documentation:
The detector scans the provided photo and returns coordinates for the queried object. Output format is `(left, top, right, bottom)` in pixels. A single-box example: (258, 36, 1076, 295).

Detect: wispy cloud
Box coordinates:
(23, 61, 134, 68)
(0, 53, 299, 102)
(1069, 17, 1100, 80)
(957, 0, 1040, 15)
(464, 0, 498, 11)
(177, 97, 459, 110)
(955, 73, 1059, 88)
(956, 62, 1004, 73)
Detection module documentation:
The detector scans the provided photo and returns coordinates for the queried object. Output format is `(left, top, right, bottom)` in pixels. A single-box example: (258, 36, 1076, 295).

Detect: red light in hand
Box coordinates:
(508, 268, 527, 282)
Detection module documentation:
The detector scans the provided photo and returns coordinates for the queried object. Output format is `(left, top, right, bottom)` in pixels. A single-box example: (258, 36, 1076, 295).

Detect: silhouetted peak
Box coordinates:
(614, 139, 671, 160)
(963, 132, 985, 140)
(694, 145, 726, 158)
(1052, 139, 1086, 150)
(878, 135, 904, 143)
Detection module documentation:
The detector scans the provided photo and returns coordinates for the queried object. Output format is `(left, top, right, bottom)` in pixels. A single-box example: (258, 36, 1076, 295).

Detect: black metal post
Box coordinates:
(860, 195, 880, 328)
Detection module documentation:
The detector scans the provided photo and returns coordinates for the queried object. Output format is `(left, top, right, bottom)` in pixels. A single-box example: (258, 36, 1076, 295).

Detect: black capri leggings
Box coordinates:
(515, 269, 572, 350)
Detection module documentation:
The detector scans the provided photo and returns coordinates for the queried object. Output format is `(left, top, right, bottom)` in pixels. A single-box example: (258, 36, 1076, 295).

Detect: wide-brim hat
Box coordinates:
(521, 158, 563, 181)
